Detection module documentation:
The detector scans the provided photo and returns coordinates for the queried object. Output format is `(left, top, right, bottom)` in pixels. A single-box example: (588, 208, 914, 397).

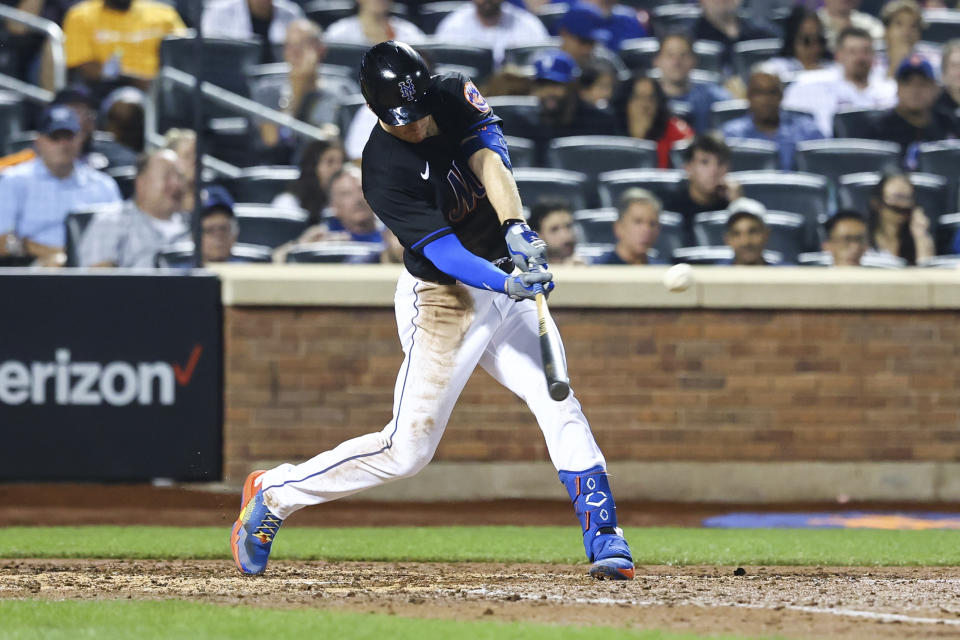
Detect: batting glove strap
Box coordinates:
(504, 221, 548, 272)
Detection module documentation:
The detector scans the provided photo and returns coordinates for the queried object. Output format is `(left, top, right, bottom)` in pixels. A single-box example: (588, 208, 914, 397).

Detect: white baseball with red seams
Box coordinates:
(258, 271, 605, 519)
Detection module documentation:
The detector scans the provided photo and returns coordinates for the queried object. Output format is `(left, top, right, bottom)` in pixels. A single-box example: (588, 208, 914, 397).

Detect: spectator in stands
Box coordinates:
(615, 73, 693, 169)
(818, 0, 884, 51)
(723, 199, 770, 266)
(877, 1, 936, 81)
(867, 171, 934, 265)
(578, 59, 618, 111)
(0, 106, 121, 266)
(936, 40, 960, 135)
(3, 0, 76, 89)
(761, 7, 832, 83)
(325, 0, 424, 45)
(273, 165, 382, 262)
(253, 20, 343, 157)
(163, 128, 196, 213)
(435, 0, 549, 67)
(594, 188, 663, 265)
(528, 199, 583, 265)
(555, 3, 608, 67)
(691, 0, 779, 74)
(100, 87, 145, 154)
(721, 71, 823, 170)
(202, 0, 303, 64)
(663, 134, 741, 245)
(654, 32, 731, 133)
(782, 27, 896, 136)
(518, 51, 619, 165)
(199, 185, 238, 264)
(78, 148, 189, 267)
(272, 138, 345, 224)
(63, 0, 186, 92)
(866, 56, 952, 169)
(823, 210, 869, 266)
(54, 85, 139, 170)
(560, 0, 647, 54)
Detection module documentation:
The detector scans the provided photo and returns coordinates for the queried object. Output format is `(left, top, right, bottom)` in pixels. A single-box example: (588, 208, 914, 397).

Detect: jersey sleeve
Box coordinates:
(432, 74, 502, 143)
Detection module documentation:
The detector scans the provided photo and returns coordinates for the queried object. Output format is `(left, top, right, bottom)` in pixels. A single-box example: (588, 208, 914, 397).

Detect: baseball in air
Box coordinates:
(663, 263, 693, 292)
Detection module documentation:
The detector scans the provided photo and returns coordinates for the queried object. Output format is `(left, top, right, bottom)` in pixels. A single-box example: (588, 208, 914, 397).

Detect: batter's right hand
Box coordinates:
(505, 270, 554, 300)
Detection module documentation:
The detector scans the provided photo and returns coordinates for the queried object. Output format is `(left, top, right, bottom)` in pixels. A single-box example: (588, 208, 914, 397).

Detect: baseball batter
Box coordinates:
(231, 41, 635, 581)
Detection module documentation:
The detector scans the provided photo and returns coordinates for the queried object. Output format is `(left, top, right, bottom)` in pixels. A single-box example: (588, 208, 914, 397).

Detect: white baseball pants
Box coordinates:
(259, 270, 606, 519)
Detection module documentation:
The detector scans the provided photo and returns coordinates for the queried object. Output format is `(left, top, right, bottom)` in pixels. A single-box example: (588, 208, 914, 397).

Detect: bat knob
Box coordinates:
(548, 381, 570, 401)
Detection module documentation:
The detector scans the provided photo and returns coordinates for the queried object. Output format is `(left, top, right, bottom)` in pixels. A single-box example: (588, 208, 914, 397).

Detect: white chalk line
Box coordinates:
(458, 587, 960, 626)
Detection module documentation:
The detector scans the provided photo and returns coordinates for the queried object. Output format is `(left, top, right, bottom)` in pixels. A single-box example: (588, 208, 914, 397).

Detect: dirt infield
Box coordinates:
(4, 484, 960, 638)
(3, 559, 960, 639)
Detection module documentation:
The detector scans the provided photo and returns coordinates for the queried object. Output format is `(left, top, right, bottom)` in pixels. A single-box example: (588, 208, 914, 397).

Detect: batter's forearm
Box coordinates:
(469, 148, 524, 226)
(422, 233, 508, 292)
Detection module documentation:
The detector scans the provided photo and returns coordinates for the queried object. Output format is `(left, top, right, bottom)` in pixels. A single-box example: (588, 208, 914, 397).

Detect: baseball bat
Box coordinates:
(535, 288, 570, 401)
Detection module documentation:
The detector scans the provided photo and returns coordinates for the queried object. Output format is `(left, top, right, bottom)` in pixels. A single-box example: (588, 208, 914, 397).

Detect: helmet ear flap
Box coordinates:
(360, 40, 432, 126)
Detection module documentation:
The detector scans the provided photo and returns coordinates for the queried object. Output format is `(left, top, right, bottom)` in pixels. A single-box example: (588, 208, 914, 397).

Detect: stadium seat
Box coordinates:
(6, 129, 35, 154)
(597, 168, 685, 209)
(656, 210, 685, 262)
(574, 208, 618, 244)
(106, 165, 137, 200)
(303, 0, 355, 27)
(285, 241, 383, 263)
(160, 36, 260, 97)
(246, 62, 360, 101)
(535, 3, 569, 33)
(505, 136, 535, 168)
(651, 4, 701, 37)
(321, 42, 373, 77)
(503, 40, 562, 67)
(156, 242, 274, 267)
(693, 209, 805, 263)
(838, 172, 951, 221)
(338, 93, 369, 141)
(65, 204, 121, 267)
(486, 96, 540, 137)
(0, 91, 23, 155)
(548, 136, 658, 207)
(917, 140, 960, 211)
(934, 212, 960, 255)
(234, 204, 309, 248)
(225, 166, 299, 204)
(795, 139, 902, 186)
(414, 43, 495, 83)
(729, 170, 828, 250)
(921, 9, 960, 44)
(832, 107, 885, 138)
(418, 1, 466, 34)
(619, 38, 723, 74)
(733, 39, 783, 80)
(575, 242, 614, 263)
(513, 168, 589, 212)
(671, 137, 778, 171)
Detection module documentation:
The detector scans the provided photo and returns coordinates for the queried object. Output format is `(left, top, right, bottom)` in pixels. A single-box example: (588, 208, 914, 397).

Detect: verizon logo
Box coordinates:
(0, 346, 202, 407)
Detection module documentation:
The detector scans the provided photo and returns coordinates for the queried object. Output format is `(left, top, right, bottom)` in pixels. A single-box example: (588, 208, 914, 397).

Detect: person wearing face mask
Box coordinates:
(63, 0, 186, 91)
(866, 171, 934, 266)
(78, 148, 189, 267)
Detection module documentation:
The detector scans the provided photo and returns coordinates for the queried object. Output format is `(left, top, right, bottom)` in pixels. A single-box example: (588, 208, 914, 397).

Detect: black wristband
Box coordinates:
(501, 218, 525, 233)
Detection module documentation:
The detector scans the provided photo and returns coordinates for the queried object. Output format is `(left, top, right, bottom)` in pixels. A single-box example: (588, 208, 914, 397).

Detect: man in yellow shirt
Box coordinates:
(64, 0, 186, 89)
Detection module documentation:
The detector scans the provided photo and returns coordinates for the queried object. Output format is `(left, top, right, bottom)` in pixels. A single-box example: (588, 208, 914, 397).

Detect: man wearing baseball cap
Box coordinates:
(198, 185, 239, 264)
(522, 50, 618, 164)
(866, 54, 953, 168)
(0, 105, 121, 266)
(557, 1, 647, 54)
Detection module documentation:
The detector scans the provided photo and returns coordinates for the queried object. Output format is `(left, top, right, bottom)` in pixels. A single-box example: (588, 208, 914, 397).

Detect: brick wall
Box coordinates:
(223, 306, 960, 481)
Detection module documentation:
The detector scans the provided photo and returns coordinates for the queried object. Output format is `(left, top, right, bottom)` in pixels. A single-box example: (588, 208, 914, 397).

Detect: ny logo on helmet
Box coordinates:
(399, 78, 416, 102)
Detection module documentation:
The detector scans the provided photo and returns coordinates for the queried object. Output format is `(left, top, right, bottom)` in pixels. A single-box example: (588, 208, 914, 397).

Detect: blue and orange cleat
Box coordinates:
(588, 527, 635, 581)
(230, 470, 283, 575)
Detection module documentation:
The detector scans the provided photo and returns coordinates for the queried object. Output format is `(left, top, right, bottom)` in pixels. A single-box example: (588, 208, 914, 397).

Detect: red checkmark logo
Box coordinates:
(173, 344, 203, 386)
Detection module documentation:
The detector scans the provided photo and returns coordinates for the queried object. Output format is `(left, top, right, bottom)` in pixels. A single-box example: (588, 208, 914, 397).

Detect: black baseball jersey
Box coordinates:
(362, 73, 511, 284)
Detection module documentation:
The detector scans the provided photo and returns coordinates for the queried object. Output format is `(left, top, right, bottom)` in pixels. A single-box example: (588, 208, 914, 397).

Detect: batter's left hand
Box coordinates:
(504, 220, 548, 272)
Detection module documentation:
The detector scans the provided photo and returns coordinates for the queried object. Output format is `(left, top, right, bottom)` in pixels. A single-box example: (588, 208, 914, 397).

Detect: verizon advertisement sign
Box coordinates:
(0, 273, 222, 481)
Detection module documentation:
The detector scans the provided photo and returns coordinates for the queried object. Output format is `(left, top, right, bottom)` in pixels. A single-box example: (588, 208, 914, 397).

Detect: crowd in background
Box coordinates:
(0, 0, 958, 269)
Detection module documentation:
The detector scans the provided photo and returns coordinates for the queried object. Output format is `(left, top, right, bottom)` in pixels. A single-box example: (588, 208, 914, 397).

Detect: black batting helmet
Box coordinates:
(359, 41, 432, 126)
